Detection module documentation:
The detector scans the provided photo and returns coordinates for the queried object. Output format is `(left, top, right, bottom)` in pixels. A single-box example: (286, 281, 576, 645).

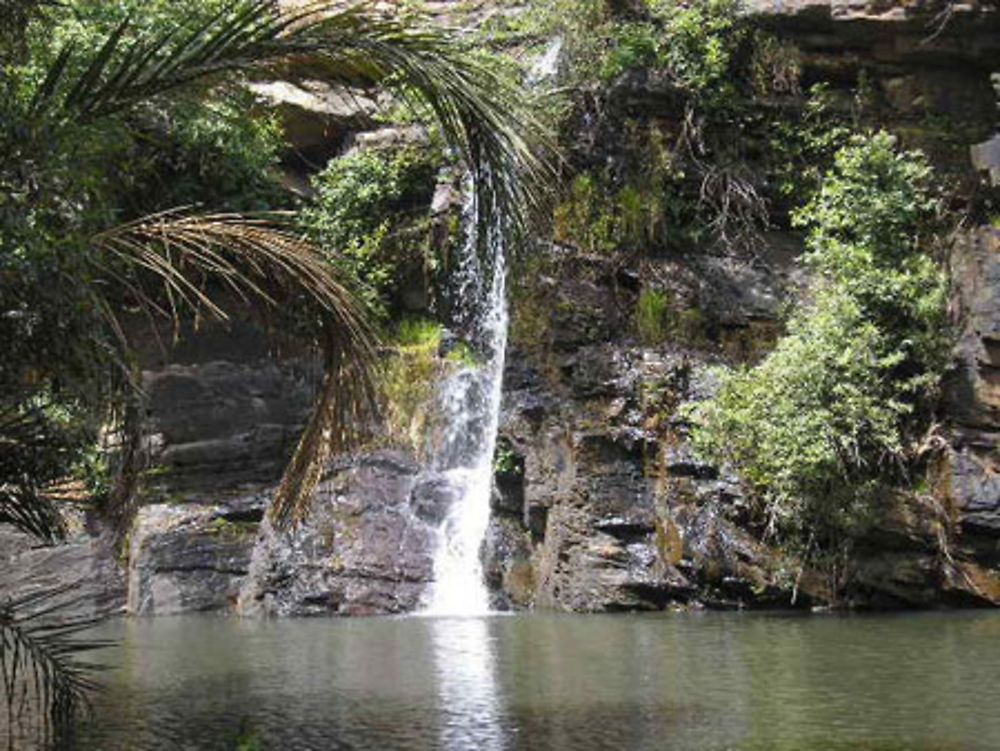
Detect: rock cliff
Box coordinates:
(7, 1, 999, 616)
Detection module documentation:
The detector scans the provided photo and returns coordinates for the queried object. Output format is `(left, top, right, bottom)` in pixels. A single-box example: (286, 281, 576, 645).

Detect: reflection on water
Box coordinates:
(70, 611, 1000, 750)
(431, 617, 504, 750)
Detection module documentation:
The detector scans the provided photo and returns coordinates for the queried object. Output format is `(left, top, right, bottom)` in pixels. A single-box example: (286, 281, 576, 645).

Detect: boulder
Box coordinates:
(0, 521, 125, 622)
(238, 452, 437, 616)
(126, 494, 266, 615)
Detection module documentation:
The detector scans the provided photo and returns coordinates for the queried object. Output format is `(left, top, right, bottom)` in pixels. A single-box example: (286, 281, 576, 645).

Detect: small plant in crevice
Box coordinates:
(635, 288, 708, 348)
(636, 288, 671, 345)
(493, 442, 520, 477)
(445, 341, 480, 368)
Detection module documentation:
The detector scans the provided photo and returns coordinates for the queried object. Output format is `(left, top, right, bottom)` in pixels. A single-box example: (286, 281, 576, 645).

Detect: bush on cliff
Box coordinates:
(301, 146, 440, 319)
(689, 132, 949, 547)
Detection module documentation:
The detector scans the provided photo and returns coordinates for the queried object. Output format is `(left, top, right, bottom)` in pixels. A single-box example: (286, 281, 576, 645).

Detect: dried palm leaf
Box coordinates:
(91, 211, 379, 526)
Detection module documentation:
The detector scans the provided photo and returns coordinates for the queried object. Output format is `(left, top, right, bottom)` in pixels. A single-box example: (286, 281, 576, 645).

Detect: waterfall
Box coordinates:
(420, 38, 559, 616)
(527, 36, 563, 85)
(422, 193, 508, 616)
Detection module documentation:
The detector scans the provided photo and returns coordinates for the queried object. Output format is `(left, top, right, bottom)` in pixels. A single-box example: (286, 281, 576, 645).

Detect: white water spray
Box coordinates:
(527, 36, 563, 85)
(422, 195, 508, 616)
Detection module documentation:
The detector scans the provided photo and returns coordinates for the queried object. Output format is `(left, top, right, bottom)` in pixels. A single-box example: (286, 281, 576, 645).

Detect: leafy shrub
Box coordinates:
(600, 22, 658, 81)
(301, 146, 439, 318)
(144, 92, 285, 212)
(689, 133, 949, 545)
(649, 0, 742, 96)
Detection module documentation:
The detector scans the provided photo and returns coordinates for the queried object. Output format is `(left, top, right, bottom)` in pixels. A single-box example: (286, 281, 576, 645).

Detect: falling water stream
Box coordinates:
(418, 194, 509, 747)
(422, 193, 508, 616)
(421, 34, 563, 617)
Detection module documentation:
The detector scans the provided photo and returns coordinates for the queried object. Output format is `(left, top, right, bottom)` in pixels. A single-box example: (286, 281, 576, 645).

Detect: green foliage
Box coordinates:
(393, 317, 443, 349)
(0, 0, 288, 546)
(648, 0, 742, 95)
(380, 318, 443, 457)
(600, 22, 658, 81)
(767, 84, 852, 203)
(554, 173, 616, 252)
(446, 342, 480, 368)
(3, 0, 285, 214)
(523, 0, 742, 91)
(493, 443, 519, 475)
(554, 170, 668, 254)
(234, 718, 264, 751)
(635, 288, 707, 347)
(139, 92, 285, 212)
(524, 0, 870, 257)
(301, 146, 439, 318)
(690, 133, 949, 546)
(636, 289, 670, 344)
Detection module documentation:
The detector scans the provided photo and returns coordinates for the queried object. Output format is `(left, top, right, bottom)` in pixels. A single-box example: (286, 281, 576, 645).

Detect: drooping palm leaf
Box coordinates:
(0, 486, 64, 545)
(30, 1, 555, 262)
(91, 210, 380, 525)
(0, 402, 85, 543)
(0, 584, 112, 748)
(70, 3, 555, 524)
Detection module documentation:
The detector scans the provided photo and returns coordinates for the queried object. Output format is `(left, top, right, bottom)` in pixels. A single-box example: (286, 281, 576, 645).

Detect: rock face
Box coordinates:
(478, 1, 1000, 612)
(237, 452, 438, 616)
(934, 225, 1000, 602)
(485, 251, 812, 612)
(138, 319, 317, 495)
(0, 519, 125, 621)
(484, 239, 1000, 609)
(56, 2, 997, 618)
(126, 494, 266, 615)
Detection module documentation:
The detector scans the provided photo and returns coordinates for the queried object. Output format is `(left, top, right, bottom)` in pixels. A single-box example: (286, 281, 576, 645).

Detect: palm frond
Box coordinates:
(91, 211, 379, 526)
(0, 584, 112, 748)
(269, 330, 376, 527)
(0, 486, 64, 544)
(32, 1, 556, 262)
(104, 387, 146, 539)
(0, 402, 80, 543)
(60, 1, 557, 525)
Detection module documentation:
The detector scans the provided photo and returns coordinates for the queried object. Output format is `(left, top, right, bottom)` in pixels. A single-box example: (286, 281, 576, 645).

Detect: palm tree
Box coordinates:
(0, 0, 553, 739)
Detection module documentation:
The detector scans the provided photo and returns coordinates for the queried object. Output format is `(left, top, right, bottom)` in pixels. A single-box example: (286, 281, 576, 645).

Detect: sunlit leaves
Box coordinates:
(690, 133, 949, 544)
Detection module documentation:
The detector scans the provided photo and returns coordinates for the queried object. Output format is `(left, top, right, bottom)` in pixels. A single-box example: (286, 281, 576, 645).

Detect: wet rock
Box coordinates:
(127, 495, 266, 615)
(851, 553, 943, 608)
(410, 473, 457, 526)
(348, 125, 428, 153)
(238, 452, 437, 616)
(688, 254, 788, 326)
(531, 504, 692, 612)
(944, 226, 1000, 574)
(550, 279, 622, 351)
(482, 516, 534, 610)
(248, 80, 378, 165)
(143, 358, 315, 493)
(946, 227, 1000, 429)
(0, 522, 125, 621)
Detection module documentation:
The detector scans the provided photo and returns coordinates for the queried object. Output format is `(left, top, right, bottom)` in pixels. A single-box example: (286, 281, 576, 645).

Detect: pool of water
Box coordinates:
(69, 610, 1000, 750)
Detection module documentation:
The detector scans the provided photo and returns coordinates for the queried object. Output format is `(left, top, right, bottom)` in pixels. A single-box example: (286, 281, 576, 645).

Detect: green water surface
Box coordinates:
(71, 610, 1000, 750)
